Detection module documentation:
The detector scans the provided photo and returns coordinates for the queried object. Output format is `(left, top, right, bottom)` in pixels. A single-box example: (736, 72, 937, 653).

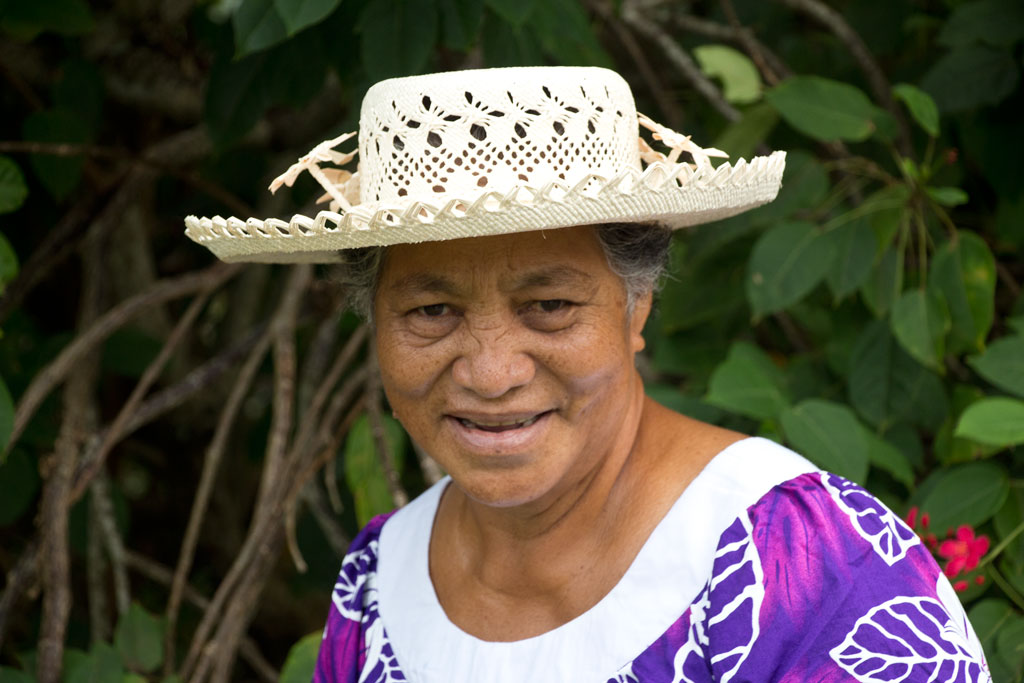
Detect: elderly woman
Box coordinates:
(186, 68, 989, 681)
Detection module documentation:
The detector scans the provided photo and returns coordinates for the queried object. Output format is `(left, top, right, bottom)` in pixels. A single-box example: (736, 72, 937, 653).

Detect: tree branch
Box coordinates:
(163, 325, 274, 677)
(8, 262, 242, 457)
(621, 2, 741, 122)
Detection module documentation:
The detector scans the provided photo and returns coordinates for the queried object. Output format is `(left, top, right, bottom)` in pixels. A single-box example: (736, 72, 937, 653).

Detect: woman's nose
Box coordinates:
(451, 325, 535, 399)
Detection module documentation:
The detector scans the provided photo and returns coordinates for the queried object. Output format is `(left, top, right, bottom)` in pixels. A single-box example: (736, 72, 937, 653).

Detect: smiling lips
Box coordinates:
(455, 413, 546, 432)
(458, 413, 544, 430)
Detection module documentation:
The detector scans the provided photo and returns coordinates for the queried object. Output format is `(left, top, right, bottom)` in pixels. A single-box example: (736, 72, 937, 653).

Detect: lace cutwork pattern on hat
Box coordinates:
(359, 74, 639, 205)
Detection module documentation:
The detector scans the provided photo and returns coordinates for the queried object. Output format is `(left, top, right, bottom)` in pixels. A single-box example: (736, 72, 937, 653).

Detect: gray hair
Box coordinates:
(336, 222, 673, 320)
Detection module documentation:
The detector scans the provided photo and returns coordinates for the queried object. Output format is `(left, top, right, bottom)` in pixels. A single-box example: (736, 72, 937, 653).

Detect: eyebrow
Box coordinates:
(386, 265, 597, 298)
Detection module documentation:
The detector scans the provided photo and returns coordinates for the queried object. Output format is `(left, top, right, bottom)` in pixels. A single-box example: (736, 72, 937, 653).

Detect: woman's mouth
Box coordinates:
(455, 414, 544, 432)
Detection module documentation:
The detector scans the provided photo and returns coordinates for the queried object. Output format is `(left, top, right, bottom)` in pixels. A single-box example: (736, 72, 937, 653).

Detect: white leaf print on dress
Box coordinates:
(823, 473, 919, 566)
(673, 513, 763, 683)
(671, 589, 708, 683)
(359, 616, 407, 683)
(332, 540, 379, 621)
(829, 582, 991, 682)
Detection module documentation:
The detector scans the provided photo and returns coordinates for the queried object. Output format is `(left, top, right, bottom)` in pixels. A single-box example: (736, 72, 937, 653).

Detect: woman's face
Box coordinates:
(373, 225, 651, 508)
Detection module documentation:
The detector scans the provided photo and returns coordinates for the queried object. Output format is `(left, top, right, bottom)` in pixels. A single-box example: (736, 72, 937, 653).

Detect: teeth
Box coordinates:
(459, 415, 540, 430)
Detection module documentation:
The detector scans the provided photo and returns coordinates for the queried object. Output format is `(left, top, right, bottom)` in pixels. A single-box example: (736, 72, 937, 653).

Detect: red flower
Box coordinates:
(954, 580, 969, 592)
(938, 525, 990, 578)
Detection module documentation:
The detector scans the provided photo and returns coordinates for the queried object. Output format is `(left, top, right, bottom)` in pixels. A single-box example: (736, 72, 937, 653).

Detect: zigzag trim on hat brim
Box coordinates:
(185, 152, 785, 263)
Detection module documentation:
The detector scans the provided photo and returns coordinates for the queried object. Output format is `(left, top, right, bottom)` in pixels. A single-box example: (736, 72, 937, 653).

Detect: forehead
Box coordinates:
(377, 225, 620, 297)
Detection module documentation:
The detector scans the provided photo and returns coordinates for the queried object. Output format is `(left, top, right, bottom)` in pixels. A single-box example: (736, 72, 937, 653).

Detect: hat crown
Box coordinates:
(358, 67, 641, 206)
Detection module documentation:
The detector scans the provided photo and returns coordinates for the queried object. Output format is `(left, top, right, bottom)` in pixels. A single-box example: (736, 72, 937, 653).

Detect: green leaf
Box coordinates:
(0, 0, 94, 38)
(646, 384, 725, 425)
(955, 397, 1024, 448)
(937, 0, 1024, 49)
(780, 399, 869, 484)
(102, 328, 164, 379)
(968, 335, 1024, 398)
(920, 45, 1020, 113)
(233, 0, 289, 57)
(996, 614, 1024, 676)
(930, 231, 996, 355)
(758, 150, 829, 221)
(969, 599, 1014, 660)
(0, 233, 19, 292)
(0, 450, 38, 524)
(847, 320, 948, 430)
(890, 288, 950, 373)
(480, 8, 543, 66)
(860, 246, 903, 318)
(279, 632, 321, 683)
(764, 76, 876, 143)
(870, 106, 899, 144)
(826, 217, 876, 301)
(659, 259, 745, 332)
(892, 83, 939, 137)
(934, 384, 1001, 464)
(438, 0, 484, 50)
(529, 0, 612, 67)
(0, 667, 34, 683)
(994, 488, 1024, 576)
(53, 59, 105, 135)
(484, 0, 535, 26)
(205, 43, 314, 146)
(114, 603, 163, 673)
(864, 430, 914, 488)
(0, 156, 28, 214)
(344, 414, 408, 526)
(358, 0, 438, 81)
(22, 109, 91, 200)
(704, 341, 789, 421)
(694, 45, 762, 105)
(712, 103, 778, 162)
(926, 186, 969, 207)
(274, 0, 341, 36)
(919, 461, 1009, 532)
(746, 221, 836, 317)
(65, 643, 124, 683)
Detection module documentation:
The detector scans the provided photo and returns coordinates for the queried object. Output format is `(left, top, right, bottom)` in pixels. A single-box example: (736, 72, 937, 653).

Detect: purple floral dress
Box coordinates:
(313, 439, 990, 683)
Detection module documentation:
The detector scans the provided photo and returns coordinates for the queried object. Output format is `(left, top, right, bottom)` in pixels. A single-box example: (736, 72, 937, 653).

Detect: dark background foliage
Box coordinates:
(0, 0, 1022, 681)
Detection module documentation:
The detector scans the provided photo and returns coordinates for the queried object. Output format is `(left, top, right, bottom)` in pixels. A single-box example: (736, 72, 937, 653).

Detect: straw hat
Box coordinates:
(184, 66, 785, 263)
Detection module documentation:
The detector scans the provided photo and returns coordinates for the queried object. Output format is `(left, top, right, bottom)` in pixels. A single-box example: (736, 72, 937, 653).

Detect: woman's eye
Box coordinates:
(417, 303, 448, 317)
(535, 299, 569, 313)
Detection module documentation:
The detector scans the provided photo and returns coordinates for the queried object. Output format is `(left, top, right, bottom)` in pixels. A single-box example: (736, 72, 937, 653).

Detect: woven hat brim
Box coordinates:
(184, 152, 785, 264)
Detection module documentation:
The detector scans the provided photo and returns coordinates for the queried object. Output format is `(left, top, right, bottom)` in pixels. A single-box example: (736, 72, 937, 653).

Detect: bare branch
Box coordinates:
(118, 323, 267, 436)
(588, 0, 685, 129)
(0, 539, 39, 648)
(669, 12, 792, 84)
(37, 236, 103, 683)
(72, 291, 212, 502)
(255, 266, 313, 521)
(163, 325, 274, 677)
(8, 262, 242, 456)
(718, 0, 781, 85)
(621, 3, 741, 122)
(366, 346, 409, 508)
(90, 472, 130, 616)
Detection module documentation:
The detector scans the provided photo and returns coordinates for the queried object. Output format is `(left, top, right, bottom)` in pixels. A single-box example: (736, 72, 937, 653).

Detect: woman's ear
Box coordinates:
(629, 290, 653, 353)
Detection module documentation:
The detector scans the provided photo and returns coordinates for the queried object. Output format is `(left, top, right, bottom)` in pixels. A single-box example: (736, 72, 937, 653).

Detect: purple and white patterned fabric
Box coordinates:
(314, 439, 990, 682)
